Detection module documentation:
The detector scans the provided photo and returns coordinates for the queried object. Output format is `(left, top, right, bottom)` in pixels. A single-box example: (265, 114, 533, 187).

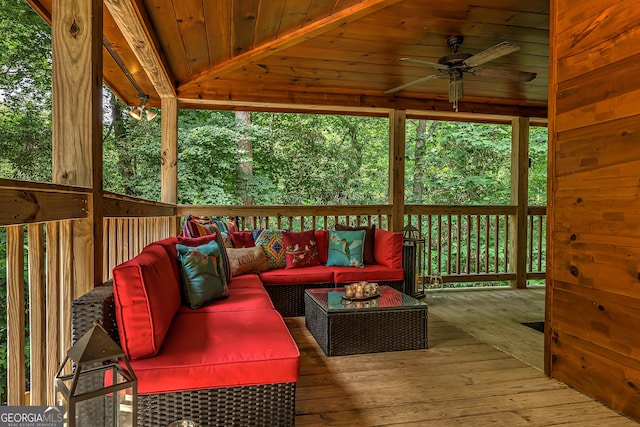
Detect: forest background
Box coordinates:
(0, 0, 547, 403)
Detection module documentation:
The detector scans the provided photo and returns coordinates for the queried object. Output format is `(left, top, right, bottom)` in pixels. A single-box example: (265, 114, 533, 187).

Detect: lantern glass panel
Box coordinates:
(56, 364, 135, 426)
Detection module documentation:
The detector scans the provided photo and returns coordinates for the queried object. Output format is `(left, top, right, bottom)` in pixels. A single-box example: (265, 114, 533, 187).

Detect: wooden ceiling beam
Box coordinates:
(178, 91, 547, 118)
(179, 0, 403, 94)
(103, 0, 175, 98)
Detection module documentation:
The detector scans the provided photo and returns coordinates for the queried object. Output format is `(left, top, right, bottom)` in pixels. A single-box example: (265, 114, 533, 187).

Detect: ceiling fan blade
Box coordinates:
(399, 57, 448, 70)
(463, 41, 520, 67)
(385, 72, 447, 94)
(471, 68, 537, 82)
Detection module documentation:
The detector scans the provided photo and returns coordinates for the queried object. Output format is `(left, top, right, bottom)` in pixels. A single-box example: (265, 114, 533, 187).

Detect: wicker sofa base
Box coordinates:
(71, 285, 297, 426)
(137, 382, 296, 427)
(265, 280, 404, 317)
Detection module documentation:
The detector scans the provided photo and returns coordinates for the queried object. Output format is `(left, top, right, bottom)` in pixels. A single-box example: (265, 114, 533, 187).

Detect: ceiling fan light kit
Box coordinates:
(386, 35, 537, 112)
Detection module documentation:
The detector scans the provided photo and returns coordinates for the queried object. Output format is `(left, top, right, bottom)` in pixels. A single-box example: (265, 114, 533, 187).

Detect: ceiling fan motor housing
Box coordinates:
(438, 52, 473, 68)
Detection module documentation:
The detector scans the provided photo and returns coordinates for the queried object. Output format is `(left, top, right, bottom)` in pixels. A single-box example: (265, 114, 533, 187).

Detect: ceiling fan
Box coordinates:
(385, 35, 537, 111)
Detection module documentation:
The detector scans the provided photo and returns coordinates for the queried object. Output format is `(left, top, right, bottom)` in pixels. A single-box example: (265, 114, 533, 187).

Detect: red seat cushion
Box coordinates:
(112, 245, 181, 360)
(227, 274, 264, 289)
(373, 229, 403, 269)
(330, 264, 404, 284)
(129, 310, 300, 394)
(178, 287, 273, 313)
(258, 265, 334, 285)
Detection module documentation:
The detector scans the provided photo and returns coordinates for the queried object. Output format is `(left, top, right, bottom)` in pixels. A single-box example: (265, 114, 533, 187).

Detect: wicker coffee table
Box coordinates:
(304, 286, 428, 356)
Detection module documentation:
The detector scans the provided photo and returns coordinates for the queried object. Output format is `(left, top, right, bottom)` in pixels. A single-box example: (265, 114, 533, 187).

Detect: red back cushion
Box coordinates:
(150, 235, 218, 282)
(314, 230, 329, 264)
(112, 244, 181, 360)
(229, 231, 255, 248)
(373, 228, 403, 269)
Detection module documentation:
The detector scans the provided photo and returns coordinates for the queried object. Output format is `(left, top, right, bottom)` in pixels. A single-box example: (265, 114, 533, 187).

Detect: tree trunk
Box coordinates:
(109, 93, 136, 196)
(235, 111, 253, 205)
(412, 120, 438, 203)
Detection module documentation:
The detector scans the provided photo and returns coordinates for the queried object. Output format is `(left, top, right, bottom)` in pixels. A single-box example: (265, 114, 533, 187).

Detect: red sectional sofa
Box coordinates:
(71, 227, 404, 426)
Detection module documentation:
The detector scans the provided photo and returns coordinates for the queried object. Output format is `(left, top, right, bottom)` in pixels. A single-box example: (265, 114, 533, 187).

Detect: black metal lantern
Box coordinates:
(402, 224, 426, 298)
(55, 322, 137, 426)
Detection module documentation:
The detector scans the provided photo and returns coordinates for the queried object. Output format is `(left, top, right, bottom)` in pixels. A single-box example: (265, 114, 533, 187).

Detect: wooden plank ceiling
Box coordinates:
(28, 0, 549, 117)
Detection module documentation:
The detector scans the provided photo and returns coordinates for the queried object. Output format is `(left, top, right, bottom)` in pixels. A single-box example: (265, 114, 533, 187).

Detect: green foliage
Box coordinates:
(0, 0, 52, 182)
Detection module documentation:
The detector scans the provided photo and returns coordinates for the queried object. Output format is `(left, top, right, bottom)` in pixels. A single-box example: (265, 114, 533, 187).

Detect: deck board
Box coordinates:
(286, 288, 638, 426)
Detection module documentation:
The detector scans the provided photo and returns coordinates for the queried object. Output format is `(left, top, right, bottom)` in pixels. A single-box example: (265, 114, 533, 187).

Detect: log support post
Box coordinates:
(509, 117, 530, 288)
(161, 97, 179, 235)
(52, 0, 103, 295)
(389, 110, 406, 232)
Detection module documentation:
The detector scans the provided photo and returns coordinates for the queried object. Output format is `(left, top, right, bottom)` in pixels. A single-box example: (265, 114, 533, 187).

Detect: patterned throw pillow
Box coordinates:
(335, 224, 376, 264)
(327, 229, 366, 268)
(283, 230, 320, 269)
(182, 216, 234, 248)
(176, 241, 229, 309)
(252, 229, 286, 269)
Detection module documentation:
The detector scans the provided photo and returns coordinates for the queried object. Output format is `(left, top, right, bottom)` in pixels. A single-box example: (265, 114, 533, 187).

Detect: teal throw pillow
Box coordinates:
(327, 229, 366, 268)
(176, 241, 229, 309)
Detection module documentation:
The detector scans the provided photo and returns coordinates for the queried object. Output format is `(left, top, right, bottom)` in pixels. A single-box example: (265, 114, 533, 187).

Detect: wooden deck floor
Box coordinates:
(287, 288, 638, 426)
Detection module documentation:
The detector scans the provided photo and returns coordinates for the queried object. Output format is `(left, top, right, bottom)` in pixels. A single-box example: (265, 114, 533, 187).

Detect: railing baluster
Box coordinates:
(485, 215, 490, 273)
(528, 214, 534, 272)
(60, 221, 73, 371)
(7, 225, 26, 405)
(446, 214, 452, 274)
(537, 214, 544, 271)
(46, 222, 61, 405)
(504, 214, 509, 273)
(437, 215, 442, 274)
(494, 215, 500, 273)
(466, 214, 471, 274)
(475, 215, 481, 274)
(455, 214, 461, 274)
(28, 224, 46, 405)
(426, 214, 432, 277)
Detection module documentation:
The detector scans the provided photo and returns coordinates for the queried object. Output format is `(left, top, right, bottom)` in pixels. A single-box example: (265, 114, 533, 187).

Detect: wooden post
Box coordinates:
(389, 110, 406, 232)
(51, 0, 103, 296)
(161, 97, 179, 235)
(509, 117, 529, 288)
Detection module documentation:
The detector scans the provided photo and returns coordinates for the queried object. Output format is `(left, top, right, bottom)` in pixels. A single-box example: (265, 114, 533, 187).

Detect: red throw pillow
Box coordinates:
(373, 228, 403, 269)
(283, 230, 321, 269)
(230, 231, 255, 248)
(335, 224, 376, 264)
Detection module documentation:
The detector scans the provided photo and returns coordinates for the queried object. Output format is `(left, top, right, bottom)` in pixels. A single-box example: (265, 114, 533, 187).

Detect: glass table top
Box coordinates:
(305, 286, 427, 313)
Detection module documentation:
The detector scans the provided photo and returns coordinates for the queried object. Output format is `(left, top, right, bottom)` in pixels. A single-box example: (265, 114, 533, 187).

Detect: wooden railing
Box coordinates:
(102, 192, 176, 281)
(178, 203, 547, 286)
(405, 205, 546, 285)
(178, 204, 393, 232)
(1, 184, 545, 407)
(0, 181, 175, 406)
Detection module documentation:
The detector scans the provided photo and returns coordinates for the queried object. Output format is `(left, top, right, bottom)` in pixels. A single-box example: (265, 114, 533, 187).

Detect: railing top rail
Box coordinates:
(405, 205, 518, 215)
(177, 204, 393, 217)
(0, 178, 91, 194)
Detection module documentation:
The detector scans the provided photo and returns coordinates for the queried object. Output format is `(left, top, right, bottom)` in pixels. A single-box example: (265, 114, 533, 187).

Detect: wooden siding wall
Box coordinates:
(548, 0, 640, 421)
